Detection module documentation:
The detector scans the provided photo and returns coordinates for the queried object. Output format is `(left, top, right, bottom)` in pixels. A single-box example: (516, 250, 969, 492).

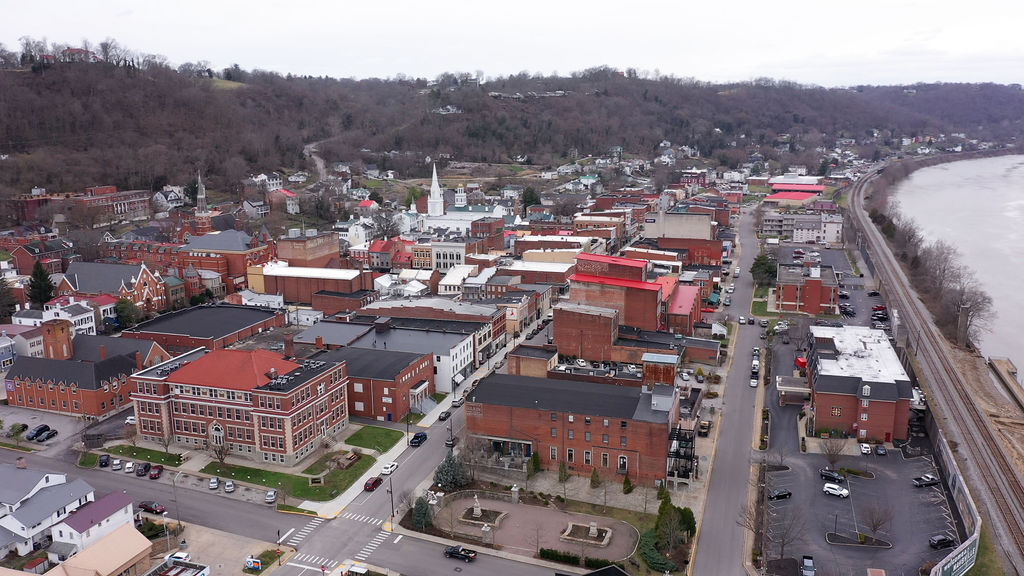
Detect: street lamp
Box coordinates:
(171, 471, 183, 533)
(162, 512, 171, 554)
(447, 423, 454, 451)
(386, 476, 395, 526)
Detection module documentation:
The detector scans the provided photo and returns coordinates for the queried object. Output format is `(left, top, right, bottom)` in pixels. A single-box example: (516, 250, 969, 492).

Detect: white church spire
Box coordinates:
(427, 163, 445, 217)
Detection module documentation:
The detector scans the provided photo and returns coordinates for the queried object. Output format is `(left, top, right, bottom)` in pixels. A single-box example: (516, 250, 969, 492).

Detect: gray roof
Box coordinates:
(0, 463, 52, 506)
(813, 373, 911, 402)
(126, 305, 280, 339)
(6, 354, 137, 391)
(61, 490, 132, 533)
(71, 335, 152, 363)
(180, 230, 257, 251)
(350, 327, 470, 356)
(13, 478, 94, 527)
(295, 322, 373, 347)
(63, 262, 150, 294)
(315, 347, 426, 381)
(469, 373, 668, 423)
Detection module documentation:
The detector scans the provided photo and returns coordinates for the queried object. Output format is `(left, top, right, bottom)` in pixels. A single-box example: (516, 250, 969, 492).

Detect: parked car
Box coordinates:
(438, 411, 451, 421)
(409, 432, 428, 446)
(875, 445, 888, 456)
(738, 316, 746, 325)
(913, 473, 941, 487)
(872, 305, 887, 312)
(265, 489, 277, 504)
(99, 454, 111, 468)
(381, 462, 398, 475)
(723, 297, 732, 306)
(451, 397, 465, 408)
(136, 462, 152, 477)
(793, 249, 806, 256)
(25, 424, 50, 441)
(750, 378, 758, 388)
(759, 319, 769, 327)
(166, 551, 192, 562)
(575, 358, 588, 368)
(138, 501, 166, 514)
(748, 317, 755, 325)
(124, 416, 136, 426)
(6, 423, 28, 437)
(124, 462, 135, 474)
(819, 468, 845, 483)
(443, 545, 477, 562)
(929, 534, 956, 549)
(823, 483, 850, 498)
(209, 477, 220, 490)
(695, 374, 704, 383)
(149, 465, 164, 479)
(364, 476, 384, 492)
(860, 443, 872, 455)
(767, 488, 792, 500)
(111, 459, 123, 471)
(37, 429, 58, 442)
(680, 372, 690, 381)
(801, 555, 815, 576)
(445, 436, 457, 448)
(224, 480, 235, 493)
(867, 290, 881, 297)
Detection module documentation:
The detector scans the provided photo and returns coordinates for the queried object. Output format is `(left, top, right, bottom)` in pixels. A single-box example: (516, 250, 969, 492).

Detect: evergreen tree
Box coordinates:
(590, 468, 601, 488)
(412, 496, 432, 529)
(26, 261, 55, 307)
(115, 298, 142, 328)
(0, 276, 16, 321)
(433, 452, 470, 491)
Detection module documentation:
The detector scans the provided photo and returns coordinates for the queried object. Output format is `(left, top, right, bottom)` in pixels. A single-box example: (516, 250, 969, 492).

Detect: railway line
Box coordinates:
(849, 169, 1024, 573)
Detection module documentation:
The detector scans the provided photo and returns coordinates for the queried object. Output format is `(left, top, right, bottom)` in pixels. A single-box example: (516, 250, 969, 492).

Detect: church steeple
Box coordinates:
(427, 163, 445, 217)
(194, 170, 212, 235)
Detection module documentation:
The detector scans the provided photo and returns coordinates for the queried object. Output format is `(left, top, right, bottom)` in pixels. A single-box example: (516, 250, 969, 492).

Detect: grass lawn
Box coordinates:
(345, 426, 404, 452)
(103, 445, 182, 466)
(751, 300, 769, 316)
(400, 413, 424, 425)
(0, 441, 33, 452)
(753, 286, 770, 299)
(201, 455, 375, 501)
(242, 549, 280, 574)
(276, 504, 317, 515)
(562, 499, 658, 573)
(967, 526, 1003, 576)
(210, 77, 246, 91)
(78, 452, 98, 468)
(430, 392, 447, 403)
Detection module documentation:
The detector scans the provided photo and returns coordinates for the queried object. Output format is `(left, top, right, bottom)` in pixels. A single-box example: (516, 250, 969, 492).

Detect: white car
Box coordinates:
(823, 483, 850, 498)
(726, 285, 735, 294)
(860, 443, 872, 455)
(738, 316, 746, 325)
(124, 462, 135, 474)
(680, 372, 690, 381)
(124, 416, 136, 426)
(381, 462, 398, 475)
(165, 551, 192, 563)
(749, 378, 758, 388)
(735, 268, 741, 275)
(575, 358, 588, 368)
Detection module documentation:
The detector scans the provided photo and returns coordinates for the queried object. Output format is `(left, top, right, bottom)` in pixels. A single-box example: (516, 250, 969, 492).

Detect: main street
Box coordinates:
(690, 206, 762, 575)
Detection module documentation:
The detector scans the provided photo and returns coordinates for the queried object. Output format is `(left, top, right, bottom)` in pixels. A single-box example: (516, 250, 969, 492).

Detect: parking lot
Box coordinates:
(0, 400, 98, 456)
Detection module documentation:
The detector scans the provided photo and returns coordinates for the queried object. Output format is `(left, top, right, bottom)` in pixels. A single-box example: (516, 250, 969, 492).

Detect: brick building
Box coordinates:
(775, 263, 839, 315)
(494, 261, 576, 287)
(316, 347, 433, 422)
(552, 303, 619, 361)
(513, 235, 602, 257)
(247, 261, 377, 304)
(277, 231, 339, 268)
(11, 239, 74, 275)
(129, 348, 349, 465)
(574, 253, 648, 282)
(465, 374, 679, 485)
(311, 290, 379, 316)
(652, 238, 724, 267)
(665, 285, 702, 336)
(57, 262, 167, 314)
(120, 305, 285, 355)
(806, 326, 912, 442)
(568, 274, 662, 331)
(505, 346, 558, 378)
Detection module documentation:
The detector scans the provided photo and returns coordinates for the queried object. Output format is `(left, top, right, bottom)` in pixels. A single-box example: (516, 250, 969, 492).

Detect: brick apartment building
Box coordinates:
(465, 373, 680, 485)
(568, 273, 662, 330)
(246, 260, 377, 304)
(120, 305, 285, 355)
(652, 238, 724, 267)
(665, 285, 702, 336)
(316, 347, 434, 422)
(775, 262, 839, 315)
(574, 253, 648, 282)
(807, 325, 913, 442)
(130, 348, 349, 465)
(276, 230, 339, 268)
(11, 239, 75, 275)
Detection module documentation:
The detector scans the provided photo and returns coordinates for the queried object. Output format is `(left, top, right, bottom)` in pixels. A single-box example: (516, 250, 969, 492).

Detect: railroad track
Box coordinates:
(850, 169, 1024, 572)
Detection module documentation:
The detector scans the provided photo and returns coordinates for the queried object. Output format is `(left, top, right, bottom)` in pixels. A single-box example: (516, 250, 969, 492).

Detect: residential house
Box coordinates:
(0, 462, 95, 557)
(57, 262, 166, 314)
(11, 239, 74, 275)
(48, 491, 133, 562)
(13, 299, 96, 336)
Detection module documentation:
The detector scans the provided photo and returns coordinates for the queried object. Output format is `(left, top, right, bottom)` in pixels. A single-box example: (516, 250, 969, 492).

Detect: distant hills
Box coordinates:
(2, 59, 1023, 225)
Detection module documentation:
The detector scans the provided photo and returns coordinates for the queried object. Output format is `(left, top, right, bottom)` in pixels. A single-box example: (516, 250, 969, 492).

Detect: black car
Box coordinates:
(135, 462, 152, 477)
(748, 317, 755, 325)
(929, 534, 955, 549)
(819, 468, 845, 483)
(99, 454, 111, 467)
(443, 545, 477, 562)
(438, 411, 451, 421)
(25, 424, 50, 441)
(875, 445, 888, 456)
(6, 423, 29, 438)
(867, 290, 881, 297)
(409, 432, 428, 446)
(36, 429, 58, 442)
(767, 488, 792, 500)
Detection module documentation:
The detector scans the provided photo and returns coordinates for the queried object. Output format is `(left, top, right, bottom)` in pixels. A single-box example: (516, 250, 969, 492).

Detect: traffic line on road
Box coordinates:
(292, 554, 339, 567)
(277, 528, 295, 544)
(393, 535, 402, 544)
(353, 531, 389, 560)
(287, 518, 325, 547)
(341, 512, 384, 525)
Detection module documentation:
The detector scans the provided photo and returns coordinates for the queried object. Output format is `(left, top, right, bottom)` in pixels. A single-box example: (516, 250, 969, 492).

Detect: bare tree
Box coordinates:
(765, 507, 807, 560)
(209, 442, 230, 464)
(369, 209, 401, 240)
(820, 437, 846, 470)
(158, 432, 174, 453)
(769, 446, 789, 469)
(861, 503, 893, 540)
(123, 425, 139, 447)
(523, 522, 543, 556)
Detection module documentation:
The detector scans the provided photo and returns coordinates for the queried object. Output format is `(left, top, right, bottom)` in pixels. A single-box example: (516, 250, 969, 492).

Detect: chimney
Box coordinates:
(268, 367, 278, 379)
(16, 457, 27, 469)
(315, 335, 324, 349)
(283, 333, 294, 357)
(135, 351, 143, 371)
(100, 345, 106, 360)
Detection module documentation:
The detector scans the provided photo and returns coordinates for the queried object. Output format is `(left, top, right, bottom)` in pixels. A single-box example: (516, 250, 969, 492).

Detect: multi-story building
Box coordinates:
(568, 274, 662, 331)
(807, 325, 913, 442)
(465, 374, 680, 485)
(10, 239, 74, 275)
(57, 262, 166, 314)
(130, 348, 349, 465)
(49, 491, 134, 562)
(775, 262, 839, 315)
(0, 462, 95, 558)
(13, 298, 96, 335)
(315, 347, 433, 422)
(120, 305, 285, 355)
(246, 260, 377, 304)
(276, 230, 339, 268)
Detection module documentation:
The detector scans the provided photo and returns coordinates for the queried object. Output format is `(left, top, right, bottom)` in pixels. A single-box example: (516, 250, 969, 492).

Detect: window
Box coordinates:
(584, 417, 591, 425)
(585, 431, 591, 442)
(603, 419, 609, 427)
(620, 421, 627, 429)
(568, 430, 574, 440)
(620, 436, 627, 447)
(602, 434, 609, 444)
(618, 455, 628, 472)
(860, 413, 868, 421)
(567, 448, 574, 463)
(601, 453, 609, 467)
(551, 413, 557, 421)
(830, 406, 842, 417)
(858, 429, 867, 439)
(551, 428, 557, 438)
(354, 401, 365, 411)
(550, 446, 557, 460)
(861, 399, 869, 408)
(584, 451, 592, 465)
(567, 415, 574, 423)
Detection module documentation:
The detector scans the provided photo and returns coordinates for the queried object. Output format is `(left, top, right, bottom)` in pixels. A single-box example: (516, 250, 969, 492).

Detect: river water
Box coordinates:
(895, 154, 1024, 363)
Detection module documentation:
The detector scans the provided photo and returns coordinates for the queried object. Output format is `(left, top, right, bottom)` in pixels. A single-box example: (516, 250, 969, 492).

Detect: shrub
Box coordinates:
(590, 468, 601, 488)
(706, 391, 720, 399)
(639, 529, 677, 572)
(622, 473, 634, 494)
(584, 557, 615, 569)
(529, 452, 541, 475)
(657, 483, 670, 501)
(412, 496, 432, 530)
(680, 507, 697, 536)
(539, 548, 580, 565)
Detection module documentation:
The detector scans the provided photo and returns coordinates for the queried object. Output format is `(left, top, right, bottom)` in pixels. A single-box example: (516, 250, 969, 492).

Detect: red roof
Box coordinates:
(358, 200, 377, 208)
(667, 285, 701, 316)
(653, 277, 678, 302)
(769, 183, 825, 192)
(279, 189, 296, 197)
(171, 349, 301, 391)
(765, 191, 820, 201)
(368, 239, 395, 252)
(89, 294, 120, 306)
(576, 253, 646, 268)
(570, 273, 661, 292)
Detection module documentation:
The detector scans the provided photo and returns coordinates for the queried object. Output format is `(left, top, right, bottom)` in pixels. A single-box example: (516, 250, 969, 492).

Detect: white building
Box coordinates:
(48, 491, 134, 562)
(13, 299, 96, 335)
(334, 218, 371, 247)
(439, 265, 478, 296)
(0, 463, 95, 557)
(423, 165, 512, 233)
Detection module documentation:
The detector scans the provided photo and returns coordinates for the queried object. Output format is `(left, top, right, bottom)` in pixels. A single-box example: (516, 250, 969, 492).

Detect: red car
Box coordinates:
(149, 465, 164, 479)
(364, 476, 383, 491)
(872, 305, 887, 311)
(701, 307, 716, 313)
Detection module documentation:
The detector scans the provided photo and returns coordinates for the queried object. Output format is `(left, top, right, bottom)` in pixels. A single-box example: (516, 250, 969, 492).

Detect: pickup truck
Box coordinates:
(443, 545, 477, 562)
(913, 473, 941, 487)
(801, 555, 815, 576)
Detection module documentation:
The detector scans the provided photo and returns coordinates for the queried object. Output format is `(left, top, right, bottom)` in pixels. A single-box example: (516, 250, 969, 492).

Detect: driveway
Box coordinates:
(0, 403, 95, 457)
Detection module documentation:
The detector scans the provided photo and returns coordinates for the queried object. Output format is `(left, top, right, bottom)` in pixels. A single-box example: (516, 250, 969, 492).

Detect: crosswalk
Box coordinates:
(287, 517, 325, 547)
(288, 553, 340, 570)
(341, 512, 384, 526)
(353, 530, 389, 561)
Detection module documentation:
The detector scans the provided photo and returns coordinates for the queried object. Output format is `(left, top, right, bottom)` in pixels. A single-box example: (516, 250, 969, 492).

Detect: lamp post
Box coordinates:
(162, 512, 171, 554)
(171, 471, 183, 534)
(386, 476, 395, 526)
(447, 423, 454, 452)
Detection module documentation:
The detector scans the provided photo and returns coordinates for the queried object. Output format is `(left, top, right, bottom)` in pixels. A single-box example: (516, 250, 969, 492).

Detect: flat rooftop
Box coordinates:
(810, 325, 908, 383)
(260, 261, 360, 280)
(350, 326, 471, 356)
(125, 305, 280, 339)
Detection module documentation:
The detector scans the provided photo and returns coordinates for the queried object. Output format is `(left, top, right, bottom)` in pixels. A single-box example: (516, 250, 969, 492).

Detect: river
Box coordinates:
(895, 154, 1024, 363)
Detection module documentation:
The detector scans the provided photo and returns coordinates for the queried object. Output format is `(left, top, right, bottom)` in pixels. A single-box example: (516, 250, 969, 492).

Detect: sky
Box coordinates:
(4, 0, 1022, 87)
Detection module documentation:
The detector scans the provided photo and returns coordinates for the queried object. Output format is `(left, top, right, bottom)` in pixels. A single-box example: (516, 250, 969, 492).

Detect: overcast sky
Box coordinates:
(4, 0, 1021, 87)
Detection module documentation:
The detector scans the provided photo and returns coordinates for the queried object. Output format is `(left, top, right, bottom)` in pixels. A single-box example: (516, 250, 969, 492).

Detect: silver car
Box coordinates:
(823, 483, 850, 498)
